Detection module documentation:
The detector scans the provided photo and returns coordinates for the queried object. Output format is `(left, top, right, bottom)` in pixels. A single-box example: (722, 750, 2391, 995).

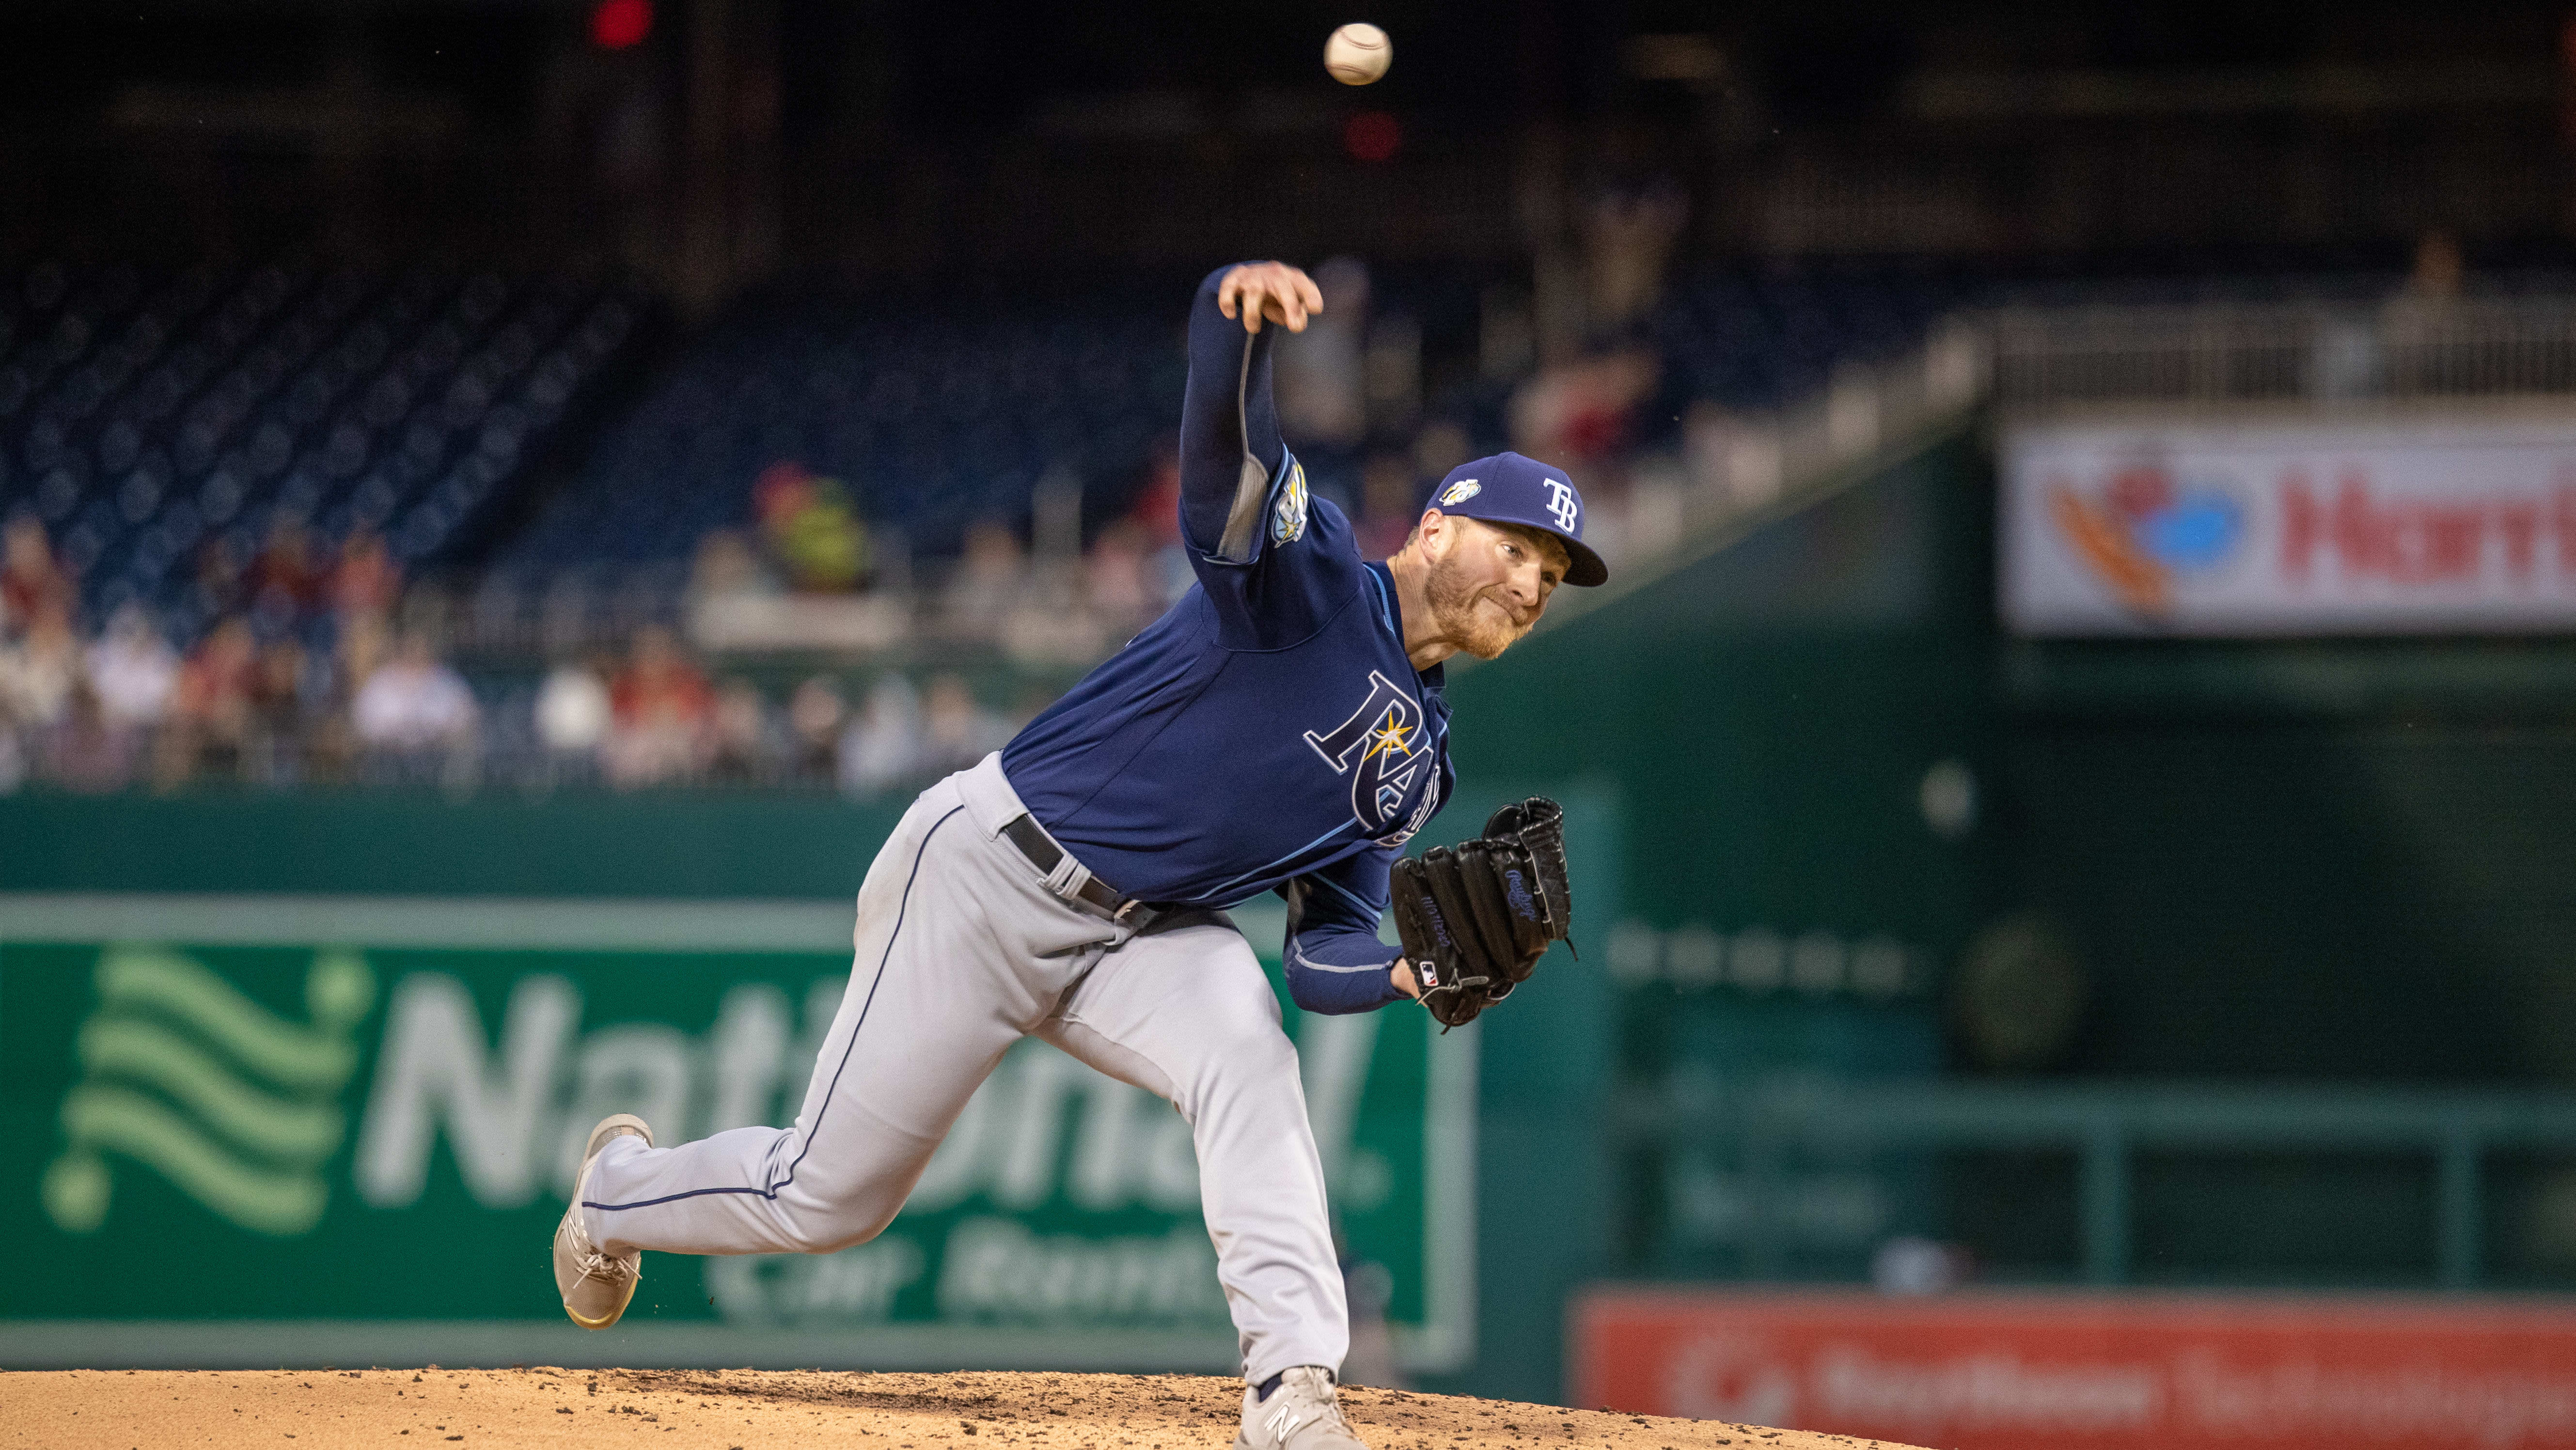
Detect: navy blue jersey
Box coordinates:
(1002, 265, 1449, 1013)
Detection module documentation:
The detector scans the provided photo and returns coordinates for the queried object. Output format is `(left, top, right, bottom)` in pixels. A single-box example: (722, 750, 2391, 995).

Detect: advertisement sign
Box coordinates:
(0, 894, 1472, 1371)
(2002, 415, 2576, 635)
(1572, 1288, 2576, 1450)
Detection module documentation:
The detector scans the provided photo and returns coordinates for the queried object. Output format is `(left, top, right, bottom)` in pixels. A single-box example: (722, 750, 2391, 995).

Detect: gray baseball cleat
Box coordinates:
(552, 1113, 652, 1329)
(1233, 1367, 1368, 1450)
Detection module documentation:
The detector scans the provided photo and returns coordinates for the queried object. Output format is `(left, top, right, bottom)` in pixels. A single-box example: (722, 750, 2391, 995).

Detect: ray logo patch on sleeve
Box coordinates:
(1271, 462, 1311, 544)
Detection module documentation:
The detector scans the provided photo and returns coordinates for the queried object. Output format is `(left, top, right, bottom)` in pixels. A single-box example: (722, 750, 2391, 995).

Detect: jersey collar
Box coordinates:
(1363, 560, 1445, 692)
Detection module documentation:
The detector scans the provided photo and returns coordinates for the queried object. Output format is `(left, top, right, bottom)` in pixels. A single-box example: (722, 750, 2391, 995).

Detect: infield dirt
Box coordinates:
(2, 1368, 1928, 1450)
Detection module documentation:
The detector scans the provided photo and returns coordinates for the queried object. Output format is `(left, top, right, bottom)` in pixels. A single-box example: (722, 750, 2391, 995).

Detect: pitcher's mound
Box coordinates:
(7, 1367, 1926, 1450)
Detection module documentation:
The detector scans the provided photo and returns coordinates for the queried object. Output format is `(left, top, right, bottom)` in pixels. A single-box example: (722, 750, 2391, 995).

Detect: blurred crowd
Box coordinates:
(525, 625, 1032, 794)
(0, 511, 464, 793)
(0, 506, 1049, 797)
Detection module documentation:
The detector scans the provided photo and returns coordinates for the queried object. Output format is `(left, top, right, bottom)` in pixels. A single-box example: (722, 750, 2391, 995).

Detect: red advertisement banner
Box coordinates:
(1571, 1288, 2576, 1450)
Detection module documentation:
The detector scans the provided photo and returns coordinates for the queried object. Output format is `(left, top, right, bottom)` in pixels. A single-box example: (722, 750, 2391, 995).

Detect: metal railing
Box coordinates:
(1987, 296, 2576, 409)
(1566, 323, 1991, 610)
(392, 556, 1149, 668)
(1627, 1076, 2576, 1287)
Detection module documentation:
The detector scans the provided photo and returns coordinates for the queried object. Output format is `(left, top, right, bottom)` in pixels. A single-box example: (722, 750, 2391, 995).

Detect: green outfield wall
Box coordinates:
(0, 778, 1616, 1406)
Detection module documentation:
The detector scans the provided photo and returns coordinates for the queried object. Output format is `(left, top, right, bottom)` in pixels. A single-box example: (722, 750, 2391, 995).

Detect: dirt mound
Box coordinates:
(4, 1368, 1925, 1450)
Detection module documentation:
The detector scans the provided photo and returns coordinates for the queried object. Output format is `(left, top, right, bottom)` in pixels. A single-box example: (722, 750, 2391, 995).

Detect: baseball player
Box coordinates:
(552, 261, 1606, 1450)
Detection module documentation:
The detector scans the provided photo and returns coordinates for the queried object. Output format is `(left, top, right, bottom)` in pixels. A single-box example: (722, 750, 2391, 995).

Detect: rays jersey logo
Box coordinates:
(1304, 670, 1440, 842)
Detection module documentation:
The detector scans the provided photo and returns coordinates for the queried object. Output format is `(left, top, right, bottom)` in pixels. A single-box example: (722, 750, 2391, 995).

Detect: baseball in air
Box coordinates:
(1324, 24, 1391, 86)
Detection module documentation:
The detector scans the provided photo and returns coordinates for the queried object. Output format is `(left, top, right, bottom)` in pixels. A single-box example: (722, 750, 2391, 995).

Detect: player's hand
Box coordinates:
(1218, 263, 1324, 335)
(1391, 958, 1422, 1000)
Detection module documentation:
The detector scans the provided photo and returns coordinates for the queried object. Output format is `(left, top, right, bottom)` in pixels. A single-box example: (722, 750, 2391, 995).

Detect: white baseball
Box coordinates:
(1324, 23, 1391, 86)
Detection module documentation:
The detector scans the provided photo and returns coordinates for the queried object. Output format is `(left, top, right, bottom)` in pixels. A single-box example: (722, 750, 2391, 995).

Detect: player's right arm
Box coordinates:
(1174, 263, 1367, 648)
(1178, 262, 1320, 561)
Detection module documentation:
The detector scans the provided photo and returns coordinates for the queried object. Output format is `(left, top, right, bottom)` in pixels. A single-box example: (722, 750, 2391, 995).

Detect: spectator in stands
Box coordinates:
(1357, 453, 1420, 560)
(248, 637, 315, 784)
(248, 517, 328, 631)
(754, 461, 869, 592)
(0, 608, 70, 788)
(352, 631, 479, 780)
(0, 608, 79, 734)
(1128, 444, 1183, 551)
(785, 675, 845, 785)
(535, 655, 614, 781)
(2405, 230, 2466, 304)
(0, 704, 22, 794)
(919, 671, 1007, 777)
(86, 603, 178, 730)
(2379, 230, 2471, 395)
(157, 616, 259, 787)
(303, 608, 390, 783)
(329, 528, 402, 621)
(1126, 444, 1194, 607)
(1275, 256, 1370, 447)
(1582, 177, 1687, 341)
(1083, 520, 1156, 635)
(191, 535, 248, 622)
(0, 695, 23, 793)
(709, 678, 773, 784)
(1510, 349, 1659, 471)
(836, 670, 921, 797)
(604, 624, 715, 787)
(2, 518, 73, 638)
(942, 519, 1027, 638)
(689, 529, 780, 608)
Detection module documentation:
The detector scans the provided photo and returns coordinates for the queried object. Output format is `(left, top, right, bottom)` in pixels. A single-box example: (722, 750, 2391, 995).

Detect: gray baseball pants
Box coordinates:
(580, 752, 1349, 1384)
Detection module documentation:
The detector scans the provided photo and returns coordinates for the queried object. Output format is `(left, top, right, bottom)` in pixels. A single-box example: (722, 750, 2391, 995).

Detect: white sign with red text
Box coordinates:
(2002, 415, 2576, 635)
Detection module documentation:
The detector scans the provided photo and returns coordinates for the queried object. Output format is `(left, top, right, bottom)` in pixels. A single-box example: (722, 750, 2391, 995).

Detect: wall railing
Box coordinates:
(1626, 1076, 2576, 1288)
(1986, 296, 2576, 409)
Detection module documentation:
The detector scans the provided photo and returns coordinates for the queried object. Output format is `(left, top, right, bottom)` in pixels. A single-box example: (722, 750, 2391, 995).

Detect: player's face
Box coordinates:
(1426, 518, 1567, 659)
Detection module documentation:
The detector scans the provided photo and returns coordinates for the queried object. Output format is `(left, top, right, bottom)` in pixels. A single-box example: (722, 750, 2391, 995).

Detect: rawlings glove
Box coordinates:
(1390, 796, 1574, 1029)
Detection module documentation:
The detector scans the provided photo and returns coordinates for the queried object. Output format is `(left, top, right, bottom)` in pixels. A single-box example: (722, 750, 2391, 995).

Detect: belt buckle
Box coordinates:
(1111, 899, 1148, 928)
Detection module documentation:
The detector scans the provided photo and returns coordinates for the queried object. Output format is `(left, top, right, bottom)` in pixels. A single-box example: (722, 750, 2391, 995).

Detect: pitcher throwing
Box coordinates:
(551, 261, 1605, 1450)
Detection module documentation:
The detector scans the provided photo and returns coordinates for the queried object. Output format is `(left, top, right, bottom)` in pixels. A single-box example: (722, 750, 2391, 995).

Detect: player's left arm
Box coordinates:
(1280, 844, 1416, 1015)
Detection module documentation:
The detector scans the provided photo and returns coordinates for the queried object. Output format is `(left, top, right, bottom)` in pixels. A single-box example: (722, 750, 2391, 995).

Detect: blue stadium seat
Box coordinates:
(0, 263, 643, 631)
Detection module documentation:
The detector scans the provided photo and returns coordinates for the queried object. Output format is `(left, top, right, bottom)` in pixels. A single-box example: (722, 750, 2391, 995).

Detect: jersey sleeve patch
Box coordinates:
(1269, 461, 1310, 546)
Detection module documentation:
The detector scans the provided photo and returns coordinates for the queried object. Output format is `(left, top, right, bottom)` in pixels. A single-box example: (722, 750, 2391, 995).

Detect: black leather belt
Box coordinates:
(1002, 813, 1164, 929)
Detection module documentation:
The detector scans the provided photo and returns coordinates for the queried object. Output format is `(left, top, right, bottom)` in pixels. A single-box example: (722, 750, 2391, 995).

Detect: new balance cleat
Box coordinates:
(552, 1113, 652, 1329)
(1233, 1367, 1367, 1450)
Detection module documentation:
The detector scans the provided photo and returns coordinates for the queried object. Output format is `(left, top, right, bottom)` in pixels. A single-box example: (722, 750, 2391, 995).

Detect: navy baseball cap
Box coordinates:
(1425, 452, 1608, 587)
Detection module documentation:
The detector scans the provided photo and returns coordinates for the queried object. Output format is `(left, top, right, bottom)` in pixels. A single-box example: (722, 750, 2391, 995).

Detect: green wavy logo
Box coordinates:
(43, 947, 376, 1237)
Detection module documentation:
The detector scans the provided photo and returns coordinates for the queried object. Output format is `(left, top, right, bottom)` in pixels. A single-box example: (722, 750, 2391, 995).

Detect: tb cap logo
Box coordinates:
(1542, 477, 1580, 533)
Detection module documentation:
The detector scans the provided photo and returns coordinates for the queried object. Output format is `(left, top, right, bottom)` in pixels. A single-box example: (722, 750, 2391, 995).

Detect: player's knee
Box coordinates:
(770, 1193, 899, 1256)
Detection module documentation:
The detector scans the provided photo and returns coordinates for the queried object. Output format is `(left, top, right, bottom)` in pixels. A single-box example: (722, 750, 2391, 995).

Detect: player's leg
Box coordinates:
(1036, 914, 1350, 1387)
(577, 776, 1108, 1260)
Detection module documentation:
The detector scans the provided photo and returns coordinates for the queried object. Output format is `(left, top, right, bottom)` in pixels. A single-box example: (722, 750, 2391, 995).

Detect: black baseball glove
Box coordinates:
(1390, 796, 1574, 1029)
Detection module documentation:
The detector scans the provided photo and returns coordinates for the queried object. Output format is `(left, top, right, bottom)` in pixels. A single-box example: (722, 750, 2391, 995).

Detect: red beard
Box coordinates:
(1424, 552, 1531, 659)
